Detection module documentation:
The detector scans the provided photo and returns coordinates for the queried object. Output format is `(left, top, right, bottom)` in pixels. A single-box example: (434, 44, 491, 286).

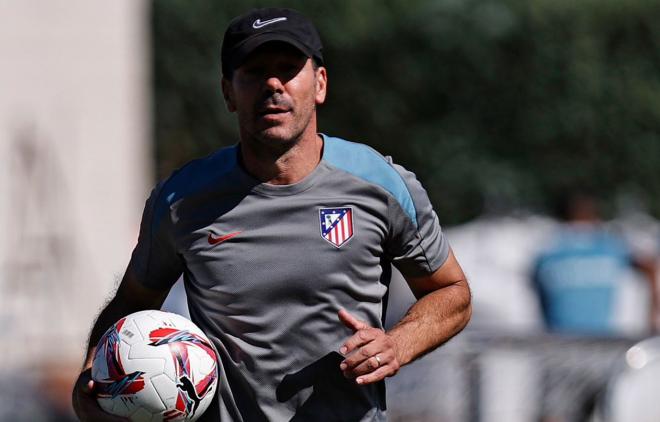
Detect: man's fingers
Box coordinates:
(73, 369, 130, 422)
(338, 309, 376, 356)
(338, 309, 367, 333)
(78, 392, 129, 422)
(340, 327, 379, 356)
(74, 369, 95, 397)
(355, 364, 395, 385)
(342, 346, 396, 376)
(340, 342, 377, 372)
(352, 351, 400, 384)
(84, 379, 94, 394)
(337, 310, 401, 385)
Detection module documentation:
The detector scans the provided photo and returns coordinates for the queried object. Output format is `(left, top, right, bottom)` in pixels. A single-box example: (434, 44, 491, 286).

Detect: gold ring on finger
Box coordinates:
(375, 355, 382, 367)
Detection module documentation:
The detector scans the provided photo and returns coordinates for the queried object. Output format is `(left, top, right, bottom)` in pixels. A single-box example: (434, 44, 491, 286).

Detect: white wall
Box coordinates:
(0, 0, 151, 370)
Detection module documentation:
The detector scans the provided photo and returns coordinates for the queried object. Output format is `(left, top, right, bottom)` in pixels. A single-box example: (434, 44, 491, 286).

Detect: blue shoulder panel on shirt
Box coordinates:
(322, 135, 417, 227)
(152, 145, 238, 230)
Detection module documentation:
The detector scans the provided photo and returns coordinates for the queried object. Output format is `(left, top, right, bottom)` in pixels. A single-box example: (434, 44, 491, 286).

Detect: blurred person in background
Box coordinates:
(533, 190, 658, 335)
(531, 190, 658, 422)
(71, 7, 471, 422)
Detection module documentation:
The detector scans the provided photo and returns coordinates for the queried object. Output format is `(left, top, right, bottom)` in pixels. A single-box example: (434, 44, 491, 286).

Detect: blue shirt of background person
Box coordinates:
(534, 225, 632, 334)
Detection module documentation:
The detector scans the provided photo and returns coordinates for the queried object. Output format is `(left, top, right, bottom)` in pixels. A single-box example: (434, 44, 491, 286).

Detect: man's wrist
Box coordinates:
(386, 325, 414, 367)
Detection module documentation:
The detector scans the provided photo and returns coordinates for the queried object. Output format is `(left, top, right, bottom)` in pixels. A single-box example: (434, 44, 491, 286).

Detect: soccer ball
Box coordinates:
(91, 310, 218, 421)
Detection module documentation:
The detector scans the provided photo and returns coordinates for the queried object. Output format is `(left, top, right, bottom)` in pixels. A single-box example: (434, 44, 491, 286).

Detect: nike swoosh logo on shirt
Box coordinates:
(208, 231, 241, 245)
(252, 17, 287, 29)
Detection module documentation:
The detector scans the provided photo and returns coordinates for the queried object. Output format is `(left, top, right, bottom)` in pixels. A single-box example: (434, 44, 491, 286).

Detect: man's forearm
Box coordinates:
(81, 274, 170, 369)
(387, 279, 471, 366)
(81, 297, 134, 369)
(73, 272, 170, 421)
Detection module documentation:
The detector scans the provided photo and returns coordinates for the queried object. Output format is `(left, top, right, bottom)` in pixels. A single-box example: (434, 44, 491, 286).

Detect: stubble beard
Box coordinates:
(242, 97, 316, 160)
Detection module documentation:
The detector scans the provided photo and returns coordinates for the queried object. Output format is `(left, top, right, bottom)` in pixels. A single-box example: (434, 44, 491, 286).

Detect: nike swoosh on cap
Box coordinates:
(252, 17, 287, 29)
(208, 231, 241, 245)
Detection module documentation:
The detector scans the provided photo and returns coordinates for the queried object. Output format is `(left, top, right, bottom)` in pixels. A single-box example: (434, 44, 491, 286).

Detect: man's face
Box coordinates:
(222, 42, 327, 150)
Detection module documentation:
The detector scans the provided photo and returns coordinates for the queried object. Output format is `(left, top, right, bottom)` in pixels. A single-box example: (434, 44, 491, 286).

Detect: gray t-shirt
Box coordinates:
(129, 135, 449, 421)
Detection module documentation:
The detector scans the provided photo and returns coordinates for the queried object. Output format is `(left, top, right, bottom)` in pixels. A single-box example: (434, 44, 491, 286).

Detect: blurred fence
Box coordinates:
(387, 331, 641, 422)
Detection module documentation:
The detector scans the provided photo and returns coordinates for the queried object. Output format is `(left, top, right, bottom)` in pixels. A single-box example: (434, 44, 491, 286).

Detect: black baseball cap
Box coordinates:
(221, 8, 324, 77)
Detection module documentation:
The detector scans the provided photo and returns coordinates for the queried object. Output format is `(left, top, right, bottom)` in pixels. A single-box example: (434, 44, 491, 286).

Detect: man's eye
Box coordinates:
(244, 66, 264, 76)
(280, 63, 301, 75)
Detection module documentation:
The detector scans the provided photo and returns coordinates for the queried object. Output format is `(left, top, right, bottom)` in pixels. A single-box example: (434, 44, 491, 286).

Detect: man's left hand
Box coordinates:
(338, 309, 401, 385)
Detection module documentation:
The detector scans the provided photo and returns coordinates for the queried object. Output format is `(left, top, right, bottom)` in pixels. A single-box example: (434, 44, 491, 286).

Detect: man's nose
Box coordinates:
(263, 75, 284, 93)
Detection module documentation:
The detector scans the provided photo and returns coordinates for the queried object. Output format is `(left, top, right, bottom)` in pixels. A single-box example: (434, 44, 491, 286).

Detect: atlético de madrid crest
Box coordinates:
(319, 207, 354, 248)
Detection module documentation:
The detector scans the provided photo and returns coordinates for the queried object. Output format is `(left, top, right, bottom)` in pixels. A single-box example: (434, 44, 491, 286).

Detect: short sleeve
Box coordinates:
(384, 161, 450, 277)
(127, 181, 184, 290)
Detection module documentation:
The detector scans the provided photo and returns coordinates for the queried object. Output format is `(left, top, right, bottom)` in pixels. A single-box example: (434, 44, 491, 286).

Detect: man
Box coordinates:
(72, 8, 471, 421)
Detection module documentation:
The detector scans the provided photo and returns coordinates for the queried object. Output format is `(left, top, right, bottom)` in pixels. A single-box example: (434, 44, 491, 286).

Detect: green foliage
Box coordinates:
(152, 0, 660, 224)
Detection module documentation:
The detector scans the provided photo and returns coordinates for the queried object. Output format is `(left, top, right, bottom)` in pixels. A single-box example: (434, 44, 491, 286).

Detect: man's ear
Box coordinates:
(315, 66, 327, 105)
(221, 77, 236, 112)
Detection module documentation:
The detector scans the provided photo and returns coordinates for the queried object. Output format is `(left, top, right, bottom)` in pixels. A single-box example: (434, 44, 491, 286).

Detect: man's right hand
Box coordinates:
(73, 265, 171, 421)
(72, 368, 128, 421)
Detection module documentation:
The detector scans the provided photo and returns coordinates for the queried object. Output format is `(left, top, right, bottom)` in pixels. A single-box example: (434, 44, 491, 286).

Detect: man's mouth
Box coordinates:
(258, 107, 290, 116)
